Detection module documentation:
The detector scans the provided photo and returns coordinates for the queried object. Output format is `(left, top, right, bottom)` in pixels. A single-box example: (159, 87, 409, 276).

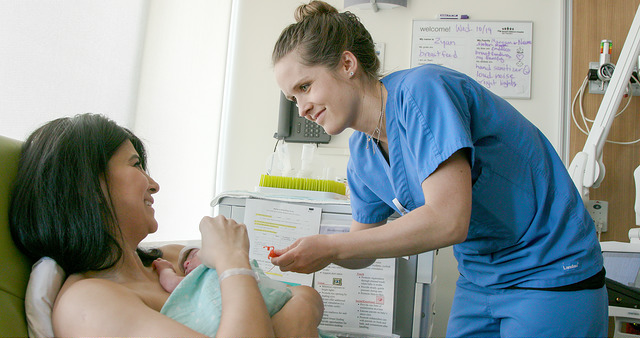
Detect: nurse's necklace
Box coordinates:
(366, 82, 386, 155)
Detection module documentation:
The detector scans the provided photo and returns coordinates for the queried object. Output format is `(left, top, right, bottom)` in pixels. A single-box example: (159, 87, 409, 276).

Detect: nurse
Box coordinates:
(270, 1, 608, 336)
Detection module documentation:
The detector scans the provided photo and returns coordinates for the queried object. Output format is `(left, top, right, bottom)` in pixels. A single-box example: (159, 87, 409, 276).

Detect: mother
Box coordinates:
(10, 113, 322, 337)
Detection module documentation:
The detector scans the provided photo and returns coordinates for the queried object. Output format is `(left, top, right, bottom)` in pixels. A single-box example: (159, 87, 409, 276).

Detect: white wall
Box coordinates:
(0, 0, 564, 241)
(217, 0, 565, 194)
(0, 0, 148, 139)
(135, 0, 232, 242)
(0, 0, 232, 243)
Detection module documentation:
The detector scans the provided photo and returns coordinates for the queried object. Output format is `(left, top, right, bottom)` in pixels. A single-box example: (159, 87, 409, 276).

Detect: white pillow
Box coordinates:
(25, 257, 65, 338)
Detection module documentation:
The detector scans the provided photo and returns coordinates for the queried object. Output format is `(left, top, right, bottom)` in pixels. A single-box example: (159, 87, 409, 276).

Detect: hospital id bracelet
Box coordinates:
(218, 268, 259, 282)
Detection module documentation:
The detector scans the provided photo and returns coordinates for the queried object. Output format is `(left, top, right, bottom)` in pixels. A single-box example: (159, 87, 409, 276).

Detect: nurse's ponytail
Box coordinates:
(294, 0, 337, 22)
(273, 0, 381, 82)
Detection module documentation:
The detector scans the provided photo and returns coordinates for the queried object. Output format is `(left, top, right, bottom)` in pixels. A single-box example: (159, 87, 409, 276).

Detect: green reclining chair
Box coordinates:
(0, 135, 31, 337)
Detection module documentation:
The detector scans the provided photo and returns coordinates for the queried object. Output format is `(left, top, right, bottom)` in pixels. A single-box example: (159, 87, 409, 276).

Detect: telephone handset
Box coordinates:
(273, 92, 331, 144)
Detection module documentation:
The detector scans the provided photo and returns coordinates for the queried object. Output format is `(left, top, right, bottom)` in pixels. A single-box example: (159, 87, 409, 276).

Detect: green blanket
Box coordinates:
(161, 260, 292, 335)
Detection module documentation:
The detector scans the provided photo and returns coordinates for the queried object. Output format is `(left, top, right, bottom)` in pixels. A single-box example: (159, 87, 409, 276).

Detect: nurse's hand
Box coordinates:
(271, 234, 334, 274)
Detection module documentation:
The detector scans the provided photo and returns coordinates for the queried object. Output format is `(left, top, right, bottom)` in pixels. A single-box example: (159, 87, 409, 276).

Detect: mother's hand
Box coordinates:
(197, 215, 251, 272)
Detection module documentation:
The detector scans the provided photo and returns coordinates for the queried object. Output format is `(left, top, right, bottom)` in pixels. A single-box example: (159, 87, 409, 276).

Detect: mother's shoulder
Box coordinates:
(53, 274, 153, 336)
(56, 274, 137, 308)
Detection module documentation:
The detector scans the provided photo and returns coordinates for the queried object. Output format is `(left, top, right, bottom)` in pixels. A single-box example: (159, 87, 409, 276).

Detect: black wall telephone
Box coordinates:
(273, 91, 331, 144)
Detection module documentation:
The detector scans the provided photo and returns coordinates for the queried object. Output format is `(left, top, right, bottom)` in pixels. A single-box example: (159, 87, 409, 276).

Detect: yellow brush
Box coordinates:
(259, 174, 346, 195)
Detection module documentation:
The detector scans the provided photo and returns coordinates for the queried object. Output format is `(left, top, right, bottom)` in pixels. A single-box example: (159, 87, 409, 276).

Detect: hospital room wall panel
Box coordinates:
(569, 0, 640, 243)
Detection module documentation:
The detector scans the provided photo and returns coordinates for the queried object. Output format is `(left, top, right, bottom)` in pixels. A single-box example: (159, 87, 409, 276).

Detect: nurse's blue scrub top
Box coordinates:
(347, 64, 603, 289)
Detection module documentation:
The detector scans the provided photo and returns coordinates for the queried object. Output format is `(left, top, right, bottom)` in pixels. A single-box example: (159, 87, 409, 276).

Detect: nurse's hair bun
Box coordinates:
(295, 0, 338, 22)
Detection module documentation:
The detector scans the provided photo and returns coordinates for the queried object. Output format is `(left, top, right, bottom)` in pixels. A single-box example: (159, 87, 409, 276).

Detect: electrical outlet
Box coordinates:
(586, 200, 608, 232)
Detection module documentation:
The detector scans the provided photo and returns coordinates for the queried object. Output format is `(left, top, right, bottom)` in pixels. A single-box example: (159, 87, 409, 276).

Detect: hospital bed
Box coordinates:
(0, 135, 31, 336)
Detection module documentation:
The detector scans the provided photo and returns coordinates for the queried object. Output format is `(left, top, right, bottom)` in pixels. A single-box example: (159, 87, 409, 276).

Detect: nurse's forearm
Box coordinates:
(330, 206, 468, 261)
(336, 258, 375, 269)
(330, 149, 472, 261)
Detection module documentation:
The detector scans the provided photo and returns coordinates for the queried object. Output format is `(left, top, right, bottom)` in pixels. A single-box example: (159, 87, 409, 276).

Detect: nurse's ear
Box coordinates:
(340, 50, 359, 79)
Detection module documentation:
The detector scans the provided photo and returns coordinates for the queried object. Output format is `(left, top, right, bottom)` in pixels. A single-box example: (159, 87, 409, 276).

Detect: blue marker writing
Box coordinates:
(438, 14, 469, 20)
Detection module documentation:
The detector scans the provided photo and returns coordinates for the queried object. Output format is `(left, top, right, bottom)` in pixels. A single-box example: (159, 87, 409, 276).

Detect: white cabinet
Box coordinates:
(216, 194, 436, 338)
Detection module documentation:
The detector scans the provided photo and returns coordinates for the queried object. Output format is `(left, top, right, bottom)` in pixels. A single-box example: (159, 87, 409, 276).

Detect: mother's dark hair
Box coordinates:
(9, 113, 160, 275)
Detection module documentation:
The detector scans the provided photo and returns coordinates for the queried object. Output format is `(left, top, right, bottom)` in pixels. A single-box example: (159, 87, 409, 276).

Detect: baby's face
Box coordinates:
(183, 249, 202, 275)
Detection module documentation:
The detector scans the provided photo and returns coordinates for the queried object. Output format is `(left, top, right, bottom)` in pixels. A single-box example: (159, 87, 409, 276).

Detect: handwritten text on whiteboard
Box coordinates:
(411, 21, 533, 99)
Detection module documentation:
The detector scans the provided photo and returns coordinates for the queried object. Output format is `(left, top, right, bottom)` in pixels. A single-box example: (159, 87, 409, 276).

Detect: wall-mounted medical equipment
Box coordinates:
(274, 92, 331, 144)
(568, 3, 640, 205)
(588, 39, 640, 96)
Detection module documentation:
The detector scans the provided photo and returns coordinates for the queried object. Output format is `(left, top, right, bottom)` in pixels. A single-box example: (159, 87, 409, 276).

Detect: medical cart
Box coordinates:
(214, 193, 436, 338)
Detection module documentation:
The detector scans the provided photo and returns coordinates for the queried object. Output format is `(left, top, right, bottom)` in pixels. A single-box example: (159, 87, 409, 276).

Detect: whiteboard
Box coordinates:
(411, 20, 533, 99)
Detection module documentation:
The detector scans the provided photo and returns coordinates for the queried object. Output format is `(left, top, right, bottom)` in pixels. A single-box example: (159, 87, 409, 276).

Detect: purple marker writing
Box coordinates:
(438, 14, 470, 20)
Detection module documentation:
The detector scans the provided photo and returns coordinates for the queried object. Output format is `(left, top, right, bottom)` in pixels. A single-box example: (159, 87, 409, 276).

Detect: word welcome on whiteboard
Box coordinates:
(411, 20, 533, 99)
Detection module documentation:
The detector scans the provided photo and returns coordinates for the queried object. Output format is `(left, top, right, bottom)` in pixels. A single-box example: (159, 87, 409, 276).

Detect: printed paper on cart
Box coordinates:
(243, 198, 322, 286)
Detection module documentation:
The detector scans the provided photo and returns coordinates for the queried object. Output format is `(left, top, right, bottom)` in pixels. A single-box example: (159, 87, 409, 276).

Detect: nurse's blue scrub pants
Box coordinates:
(446, 275, 608, 337)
